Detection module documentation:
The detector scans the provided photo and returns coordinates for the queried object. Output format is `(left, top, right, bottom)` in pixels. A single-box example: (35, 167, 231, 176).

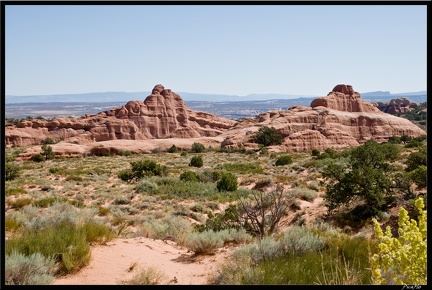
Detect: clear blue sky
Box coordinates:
(5, 4, 427, 96)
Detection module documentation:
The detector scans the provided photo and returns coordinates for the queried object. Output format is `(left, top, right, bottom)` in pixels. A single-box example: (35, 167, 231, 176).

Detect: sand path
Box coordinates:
(53, 236, 232, 285)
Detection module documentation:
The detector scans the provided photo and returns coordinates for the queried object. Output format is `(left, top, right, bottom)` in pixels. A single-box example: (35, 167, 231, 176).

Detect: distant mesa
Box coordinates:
(5, 84, 426, 159)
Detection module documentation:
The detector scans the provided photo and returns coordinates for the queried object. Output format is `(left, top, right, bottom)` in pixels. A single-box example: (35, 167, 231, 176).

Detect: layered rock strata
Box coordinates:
(219, 84, 426, 152)
(6, 84, 426, 158)
(5, 84, 236, 147)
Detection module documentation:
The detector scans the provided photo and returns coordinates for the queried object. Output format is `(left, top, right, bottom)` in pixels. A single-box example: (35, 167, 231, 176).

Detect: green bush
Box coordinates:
(405, 139, 423, 148)
(278, 226, 326, 255)
(311, 149, 320, 157)
(197, 170, 222, 183)
(135, 179, 158, 193)
(405, 148, 426, 172)
(189, 156, 203, 168)
(184, 230, 225, 254)
(322, 140, 400, 218)
(117, 169, 134, 182)
(168, 144, 179, 153)
(42, 138, 55, 145)
(217, 172, 238, 192)
(5, 251, 57, 285)
(220, 162, 263, 174)
(180, 171, 198, 182)
(41, 144, 55, 160)
(253, 126, 283, 146)
(275, 155, 293, 166)
(119, 160, 166, 182)
(191, 142, 206, 153)
(5, 162, 21, 181)
(32, 154, 45, 162)
(408, 165, 427, 189)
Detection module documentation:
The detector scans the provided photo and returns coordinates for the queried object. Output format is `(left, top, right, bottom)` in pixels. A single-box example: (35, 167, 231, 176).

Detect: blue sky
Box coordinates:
(5, 4, 427, 97)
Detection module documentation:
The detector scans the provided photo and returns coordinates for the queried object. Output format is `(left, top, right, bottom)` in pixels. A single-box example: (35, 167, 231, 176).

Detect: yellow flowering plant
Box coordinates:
(370, 197, 427, 285)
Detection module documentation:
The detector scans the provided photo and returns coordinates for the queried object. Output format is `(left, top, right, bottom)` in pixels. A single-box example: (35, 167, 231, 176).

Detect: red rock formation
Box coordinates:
(6, 84, 427, 158)
(373, 97, 419, 115)
(5, 84, 237, 147)
(219, 85, 426, 152)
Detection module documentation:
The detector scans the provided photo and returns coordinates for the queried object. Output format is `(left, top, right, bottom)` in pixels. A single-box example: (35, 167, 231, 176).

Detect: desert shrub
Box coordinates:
(118, 169, 134, 182)
(407, 165, 427, 189)
(113, 196, 130, 205)
(371, 197, 426, 285)
(139, 215, 192, 241)
(5, 162, 21, 181)
(32, 154, 45, 162)
(8, 197, 33, 209)
(184, 230, 225, 254)
(311, 148, 320, 157)
(41, 144, 55, 160)
(5, 217, 23, 233)
(405, 139, 423, 148)
(197, 170, 222, 183)
(5, 251, 57, 285)
(306, 181, 320, 191)
(253, 126, 283, 146)
(405, 147, 427, 172)
(191, 142, 206, 153)
(289, 187, 318, 202)
(275, 155, 293, 166)
(236, 186, 294, 237)
(97, 206, 111, 216)
(120, 266, 167, 285)
(214, 225, 373, 285)
(217, 172, 238, 192)
(7, 223, 86, 274)
(167, 144, 179, 153)
(5, 187, 27, 196)
(135, 179, 158, 193)
(197, 204, 241, 233)
(117, 150, 132, 156)
(33, 197, 58, 208)
(322, 140, 399, 218)
(180, 151, 187, 156)
(180, 171, 198, 182)
(278, 226, 326, 255)
(189, 202, 209, 214)
(42, 137, 55, 145)
(119, 160, 166, 182)
(220, 162, 263, 174)
(189, 155, 203, 168)
(253, 178, 274, 191)
(218, 228, 253, 245)
(387, 136, 401, 144)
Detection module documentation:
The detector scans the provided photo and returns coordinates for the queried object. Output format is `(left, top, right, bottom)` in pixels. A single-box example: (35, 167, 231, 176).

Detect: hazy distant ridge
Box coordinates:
(5, 90, 427, 104)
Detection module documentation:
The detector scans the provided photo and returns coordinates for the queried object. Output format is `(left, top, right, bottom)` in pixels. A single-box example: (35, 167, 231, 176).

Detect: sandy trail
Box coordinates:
(53, 237, 232, 285)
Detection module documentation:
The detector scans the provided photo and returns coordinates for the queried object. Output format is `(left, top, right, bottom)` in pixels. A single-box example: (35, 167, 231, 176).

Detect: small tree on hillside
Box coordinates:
(191, 142, 206, 153)
(236, 185, 293, 238)
(217, 172, 238, 192)
(41, 144, 55, 160)
(189, 156, 203, 168)
(322, 140, 400, 218)
(252, 126, 283, 147)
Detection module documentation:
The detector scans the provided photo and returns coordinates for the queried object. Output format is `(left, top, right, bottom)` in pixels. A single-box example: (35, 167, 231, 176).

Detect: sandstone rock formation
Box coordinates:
(219, 84, 426, 152)
(5, 84, 237, 147)
(6, 84, 426, 159)
(373, 97, 420, 115)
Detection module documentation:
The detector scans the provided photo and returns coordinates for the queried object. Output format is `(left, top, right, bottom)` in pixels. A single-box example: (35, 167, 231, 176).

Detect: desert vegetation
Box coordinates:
(4, 134, 427, 285)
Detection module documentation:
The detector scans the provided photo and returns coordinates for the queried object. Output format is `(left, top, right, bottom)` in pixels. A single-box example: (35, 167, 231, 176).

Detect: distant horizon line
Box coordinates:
(5, 89, 428, 98)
